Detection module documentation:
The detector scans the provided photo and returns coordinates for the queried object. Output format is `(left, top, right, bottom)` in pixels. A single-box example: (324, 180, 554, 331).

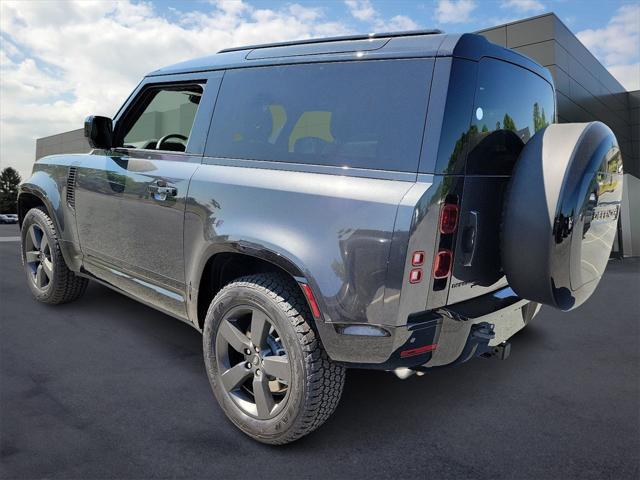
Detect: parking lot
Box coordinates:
(1, 223, 638, 479)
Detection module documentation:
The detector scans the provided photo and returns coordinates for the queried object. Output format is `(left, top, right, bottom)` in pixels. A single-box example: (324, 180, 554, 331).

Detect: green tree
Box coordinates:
(533, 102, 549, 132)
(0, 167, 22, 214)
(503, 113, 517, 132)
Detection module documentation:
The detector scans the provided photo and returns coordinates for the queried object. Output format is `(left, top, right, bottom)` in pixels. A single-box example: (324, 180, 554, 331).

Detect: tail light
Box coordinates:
(410, 198, 458, 286)
(433, 249, 453, 279)
(411, 251, 425, 266)
(409, 268, 423, 284)
(439, 203, 459, 234)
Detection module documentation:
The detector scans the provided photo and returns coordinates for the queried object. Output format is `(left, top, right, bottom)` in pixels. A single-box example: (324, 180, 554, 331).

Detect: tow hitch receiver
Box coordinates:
(482, 341, 511, 360)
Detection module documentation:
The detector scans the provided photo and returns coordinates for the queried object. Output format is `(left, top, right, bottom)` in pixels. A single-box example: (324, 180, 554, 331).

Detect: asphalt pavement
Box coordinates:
(1, 223, 639, 479)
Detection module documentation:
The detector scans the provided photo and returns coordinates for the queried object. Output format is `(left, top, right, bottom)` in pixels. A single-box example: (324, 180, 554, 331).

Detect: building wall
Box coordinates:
(630, 90, 640, 170)
(477, 13, 638, 178)
(35, 128, 89, 160)
(621, 174, 640, 257)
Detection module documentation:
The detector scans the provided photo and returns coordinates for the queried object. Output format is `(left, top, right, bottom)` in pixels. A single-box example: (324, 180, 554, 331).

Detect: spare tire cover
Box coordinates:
(501, 122, 623, 311)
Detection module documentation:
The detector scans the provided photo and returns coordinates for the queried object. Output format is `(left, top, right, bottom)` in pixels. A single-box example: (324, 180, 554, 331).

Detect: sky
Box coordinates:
(1, 0, 639, 180)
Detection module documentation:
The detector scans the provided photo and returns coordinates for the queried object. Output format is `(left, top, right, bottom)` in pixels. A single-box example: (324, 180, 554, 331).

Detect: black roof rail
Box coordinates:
(217, 29, 443, 54)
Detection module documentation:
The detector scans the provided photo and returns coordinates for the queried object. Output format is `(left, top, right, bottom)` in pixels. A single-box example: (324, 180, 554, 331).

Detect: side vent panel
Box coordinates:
(66, 166, 77, 209)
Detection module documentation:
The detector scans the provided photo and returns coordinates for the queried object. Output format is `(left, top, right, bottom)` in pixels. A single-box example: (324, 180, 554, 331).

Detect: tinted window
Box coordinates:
(122, 85, 203, 151)
(473, 58, 554, 142)
(430, 59, 478, 174)
(206, 60, 433, 171)
(466, 58, 555, 174)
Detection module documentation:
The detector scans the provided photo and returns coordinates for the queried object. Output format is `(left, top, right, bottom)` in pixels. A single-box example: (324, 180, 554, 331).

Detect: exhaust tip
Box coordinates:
(393, 367, 415, 380)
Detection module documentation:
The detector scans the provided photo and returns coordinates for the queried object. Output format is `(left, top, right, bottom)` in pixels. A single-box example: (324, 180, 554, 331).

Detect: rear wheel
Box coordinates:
(203, 273, 345, 444)
(20, 207, 88, 304)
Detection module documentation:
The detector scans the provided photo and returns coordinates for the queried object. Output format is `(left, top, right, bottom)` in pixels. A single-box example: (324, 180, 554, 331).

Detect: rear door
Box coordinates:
(447, 58, 556, 304)
(75, 72, 221, 318)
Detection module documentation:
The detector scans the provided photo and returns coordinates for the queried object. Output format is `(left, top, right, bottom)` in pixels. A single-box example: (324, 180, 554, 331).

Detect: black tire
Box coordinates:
(20, 206, 88, 304)
(501, 122, 623, 311)
(203, 273, 345, 444)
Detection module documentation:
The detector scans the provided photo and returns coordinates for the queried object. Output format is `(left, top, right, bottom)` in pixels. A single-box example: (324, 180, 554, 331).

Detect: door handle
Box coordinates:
(148, 180, 177, 200)
(461, 211, 478, 267)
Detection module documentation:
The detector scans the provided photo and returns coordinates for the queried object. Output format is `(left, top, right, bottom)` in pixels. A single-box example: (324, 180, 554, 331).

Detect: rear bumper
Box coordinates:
(319, 286, 540, 370)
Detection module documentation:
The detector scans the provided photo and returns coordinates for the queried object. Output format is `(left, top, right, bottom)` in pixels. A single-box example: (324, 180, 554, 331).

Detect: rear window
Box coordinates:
(206, 60, 433, 172)
(473, 58, 554, 142)
(467, 58, 555, 174)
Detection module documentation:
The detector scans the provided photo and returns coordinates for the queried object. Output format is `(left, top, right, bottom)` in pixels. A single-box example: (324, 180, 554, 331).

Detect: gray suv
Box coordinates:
(18, 30, 623, 444)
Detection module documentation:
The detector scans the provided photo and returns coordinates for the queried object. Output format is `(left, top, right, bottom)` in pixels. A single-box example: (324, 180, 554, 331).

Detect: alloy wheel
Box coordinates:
(215, 306, 291, 420)
(24, 224, 53, 291)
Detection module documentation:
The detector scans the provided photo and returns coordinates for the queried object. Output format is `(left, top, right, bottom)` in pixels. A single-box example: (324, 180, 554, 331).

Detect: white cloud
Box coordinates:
(0, 0, 352, 179)
(500, 0, 545, 13)
(344, 0, 418, 31)
(345, 0, 377, 22)
(576, 4, 640, 90)
(435, 0, 476, 24)
(577, 4, 640, 65)
(384, 15, 419, 32)
(607, 63, 640, 91)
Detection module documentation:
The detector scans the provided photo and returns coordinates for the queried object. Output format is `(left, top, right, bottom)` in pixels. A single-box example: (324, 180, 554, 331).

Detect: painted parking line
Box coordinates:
(0, 237, 20, 242)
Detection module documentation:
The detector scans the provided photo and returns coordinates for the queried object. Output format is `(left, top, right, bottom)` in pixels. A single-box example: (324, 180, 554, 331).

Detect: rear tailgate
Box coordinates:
(448, 175, 510, 304)
(445, 57, 556, 305)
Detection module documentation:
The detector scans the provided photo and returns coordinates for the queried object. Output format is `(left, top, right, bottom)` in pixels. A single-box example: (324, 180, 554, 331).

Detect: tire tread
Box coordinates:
(22, 206, 88, 304)
(210, 272, 345, 444)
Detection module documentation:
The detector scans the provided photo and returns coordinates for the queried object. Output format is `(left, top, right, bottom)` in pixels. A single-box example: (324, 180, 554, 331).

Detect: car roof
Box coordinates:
(148, 31, 553, 85)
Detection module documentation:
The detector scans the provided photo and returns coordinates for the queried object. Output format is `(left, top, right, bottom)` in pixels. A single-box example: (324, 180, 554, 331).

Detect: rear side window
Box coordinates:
(206, 60, 433, 172)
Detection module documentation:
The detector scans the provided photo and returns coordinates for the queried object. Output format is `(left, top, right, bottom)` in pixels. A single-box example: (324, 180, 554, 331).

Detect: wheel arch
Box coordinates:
(192, 245, 315, 332)
(18, 186, 57, 228)
(18, 173, 79, 272)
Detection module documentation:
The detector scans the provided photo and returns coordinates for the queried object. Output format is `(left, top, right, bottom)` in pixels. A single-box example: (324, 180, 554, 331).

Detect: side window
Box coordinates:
(120, 84, 204, 152)
(206, 60, 433, 172)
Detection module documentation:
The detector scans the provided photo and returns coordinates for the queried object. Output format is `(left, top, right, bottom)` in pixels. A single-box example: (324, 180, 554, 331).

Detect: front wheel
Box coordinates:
(20, 206, 88, 304)
(203, 273, 345, 444)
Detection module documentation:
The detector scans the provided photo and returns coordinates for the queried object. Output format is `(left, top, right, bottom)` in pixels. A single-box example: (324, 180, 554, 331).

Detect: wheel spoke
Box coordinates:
(250, 309, 270, 349)
(262, 355, 291, 382)
(25, 250, 39, 263)
(40, 232, 49, 253)
(35, 264, 46, 287)
(41, 258, 53, 280)
(253, 375, 275, 419)
(220, 362, 252, 392)
(28, 225, 40, 249)
(39, 233, 49, 254)
(218, 319, 251, 353)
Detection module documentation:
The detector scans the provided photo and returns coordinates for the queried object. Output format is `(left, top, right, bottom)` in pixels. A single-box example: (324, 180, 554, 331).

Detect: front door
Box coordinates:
(75, 73, 221, 319)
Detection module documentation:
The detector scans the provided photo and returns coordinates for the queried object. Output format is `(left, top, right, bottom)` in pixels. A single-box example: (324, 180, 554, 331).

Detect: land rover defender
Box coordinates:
(18, 31, 623, 444)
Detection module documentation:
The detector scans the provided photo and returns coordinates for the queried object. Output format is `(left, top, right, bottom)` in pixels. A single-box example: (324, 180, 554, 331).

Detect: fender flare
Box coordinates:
(18, 174, 76, 269)
(187, 238, 321, 328)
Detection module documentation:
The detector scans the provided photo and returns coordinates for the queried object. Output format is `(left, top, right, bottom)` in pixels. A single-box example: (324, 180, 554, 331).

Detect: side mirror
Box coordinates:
(84, 115, 113, 149)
